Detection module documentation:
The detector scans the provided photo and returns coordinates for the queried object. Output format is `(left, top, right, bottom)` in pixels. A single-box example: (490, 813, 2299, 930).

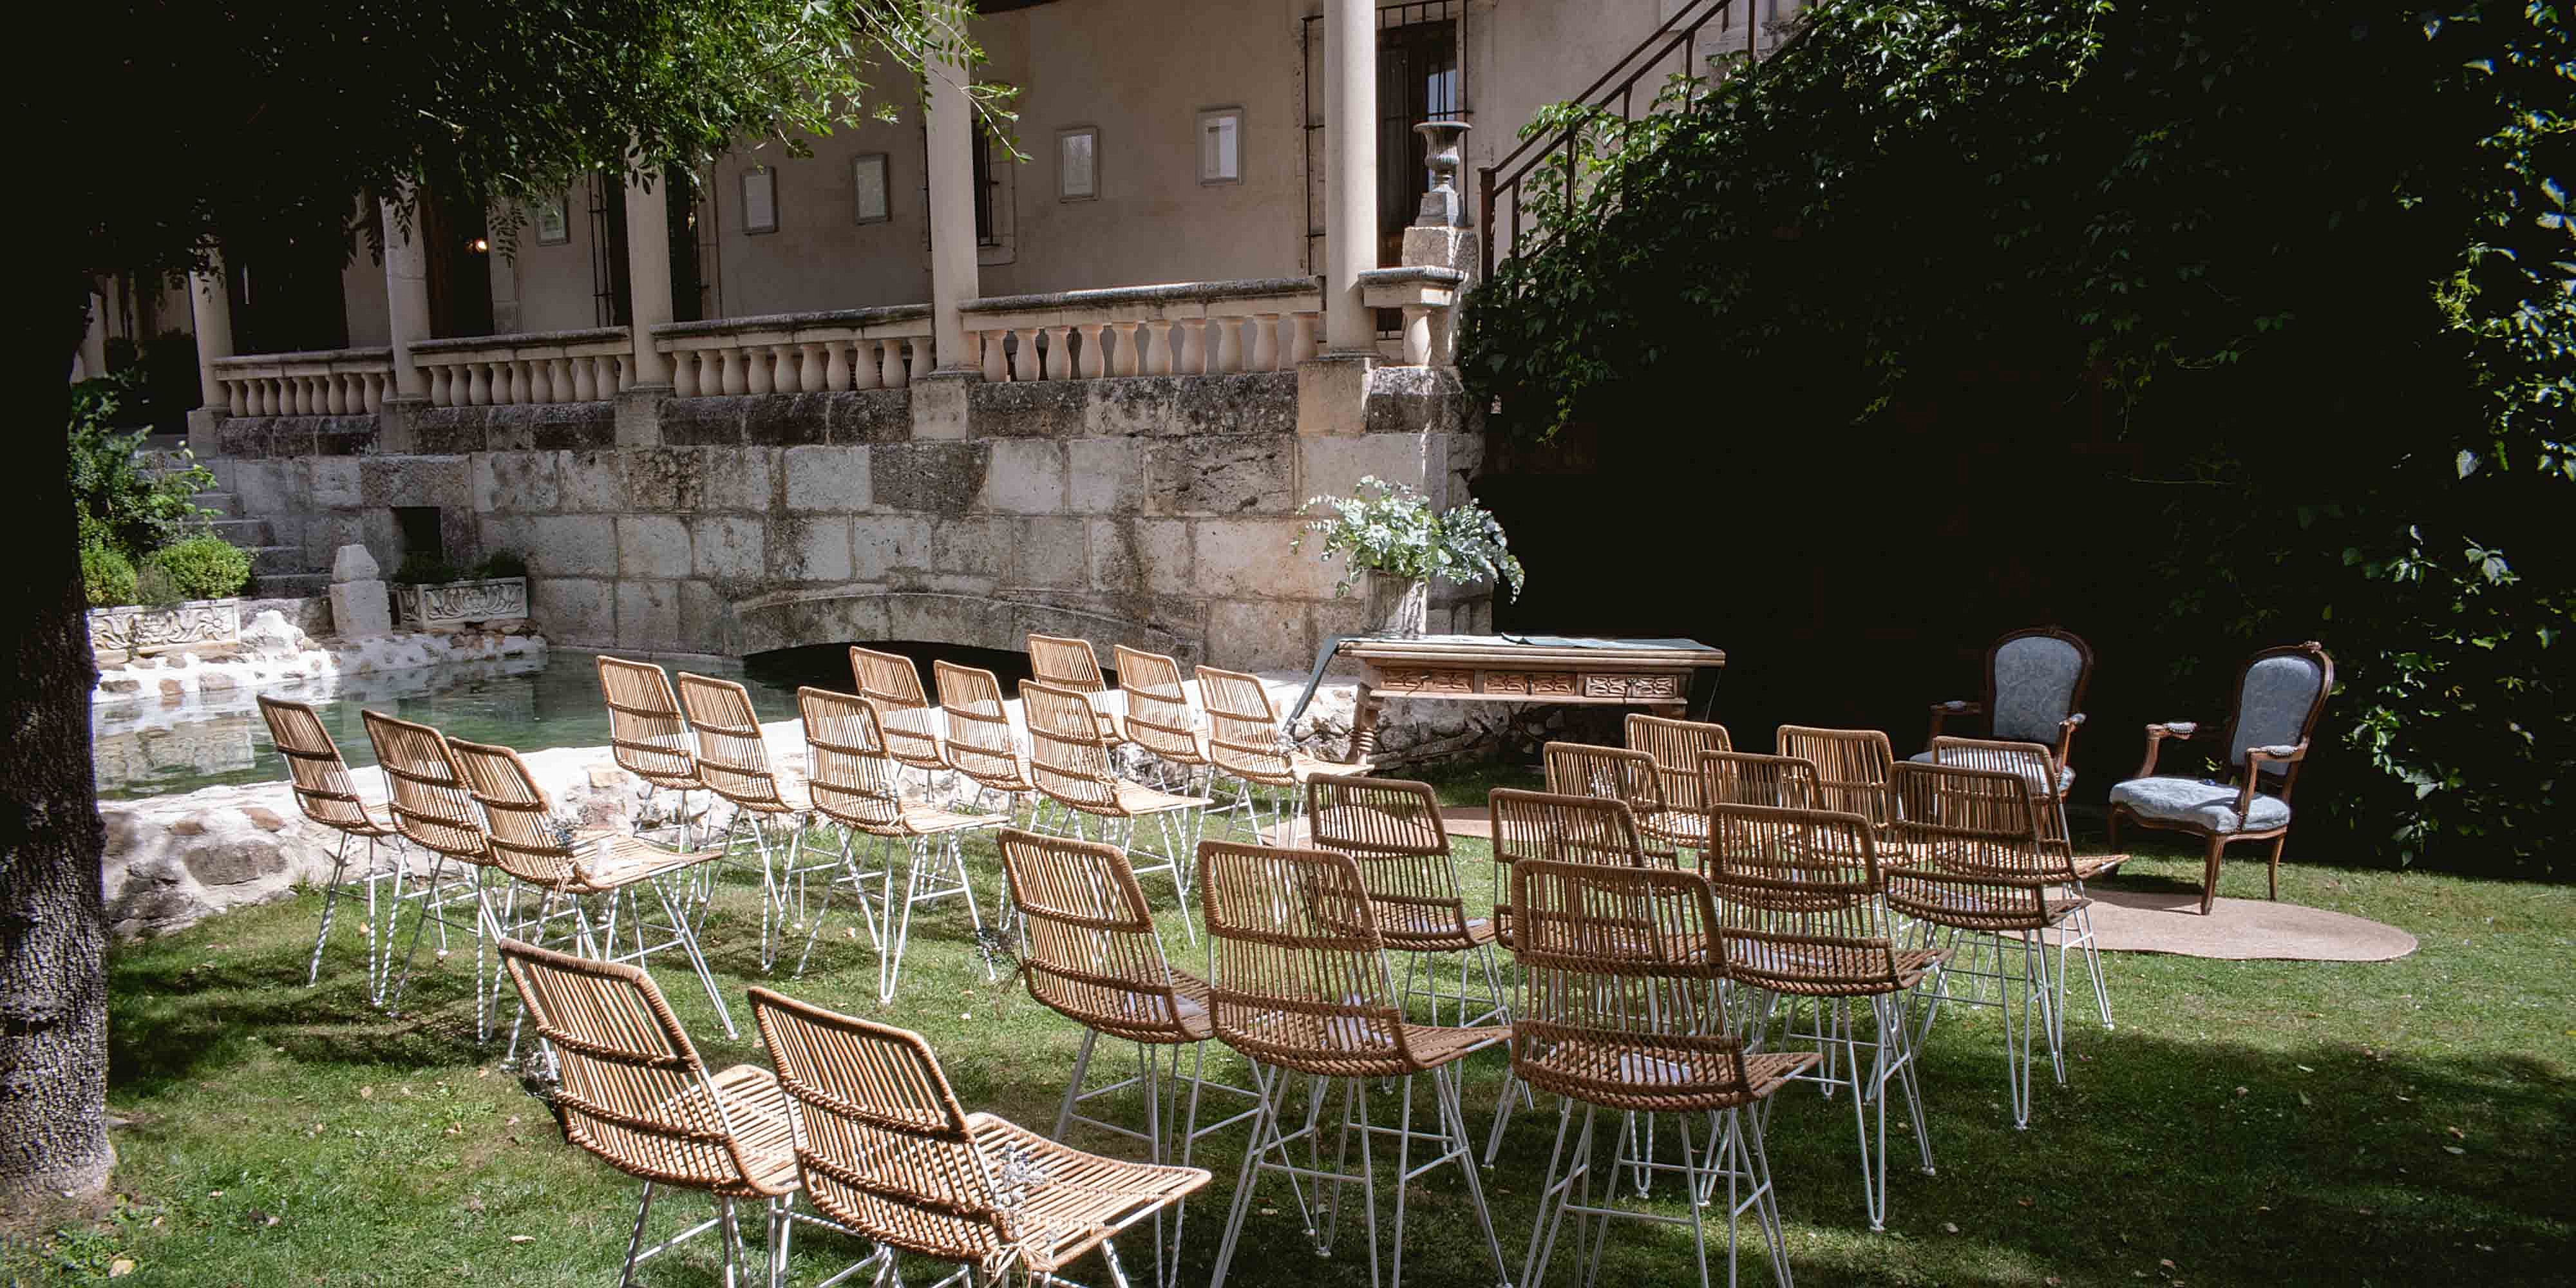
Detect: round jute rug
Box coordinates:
(2067, 887, 2417, 962)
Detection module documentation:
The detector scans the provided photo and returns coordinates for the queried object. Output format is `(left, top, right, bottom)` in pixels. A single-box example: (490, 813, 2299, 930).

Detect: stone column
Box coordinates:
(381, 198, 434, 399)
(188, 260, 234, 410)
(623, 164, 675, 386)
(923, 41, 981, 370)
(1322, 0, 1377, 353)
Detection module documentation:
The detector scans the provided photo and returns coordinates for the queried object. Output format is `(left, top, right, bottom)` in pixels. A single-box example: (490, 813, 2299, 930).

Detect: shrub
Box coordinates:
(68, 372, 214, 558)
(392, 552, 463, 585)
(80, 542, 137, 607)
(140, 535, 252, 603)
(476, 549, 528, 579)
(132, 565, 182, 607)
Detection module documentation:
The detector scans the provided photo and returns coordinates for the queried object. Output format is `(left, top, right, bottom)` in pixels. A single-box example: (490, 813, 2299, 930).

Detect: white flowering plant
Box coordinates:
(1296, 476, 1526, 600)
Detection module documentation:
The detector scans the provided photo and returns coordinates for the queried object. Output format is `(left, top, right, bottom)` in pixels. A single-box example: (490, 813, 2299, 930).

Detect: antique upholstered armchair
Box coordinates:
(1917, 627, 2094, 806)
(2108, 642, 2334, 914)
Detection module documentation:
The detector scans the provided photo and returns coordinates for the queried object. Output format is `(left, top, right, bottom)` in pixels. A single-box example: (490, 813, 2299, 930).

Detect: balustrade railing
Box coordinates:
(1359, 267, 1468, 366)
(412, 327, 634, 408)
(211, 348, 394, 417)
(652, 306, 934, 397)
(960, 278, 1328, 382)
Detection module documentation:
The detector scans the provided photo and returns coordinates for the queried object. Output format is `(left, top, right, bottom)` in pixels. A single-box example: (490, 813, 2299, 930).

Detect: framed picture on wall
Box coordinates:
(533, 193, 571, 245)
(853, 153, 891, 224)
(1197, 107, 1244, 185)
(741, 165, 779, 234)
(1057, 126, 1099, 201)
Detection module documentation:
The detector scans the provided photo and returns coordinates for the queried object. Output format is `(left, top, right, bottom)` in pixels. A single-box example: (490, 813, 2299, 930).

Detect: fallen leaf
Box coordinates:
(2295, 1065, 2315, 1073)
(2161, 1259, 2177, 1269)
(109, 1259, 135, 1278)
(508, 1235, 533, 1245)
(2297, 1092, 2312, 1107)
(2233, 1086, 2249, 1097)
(207, 1190, 223, 1198)
(506, 1116, 522, 1127)
(477, 1066, 492, 1079)
(2446, 1126, 2467, 1139)
(2443, 1145, 2465, 1155)
(464, 1197, 486, 1214)
(2018, 1197, 2034, 1208)
(1942, 1222, 1959, 1233)
(359, 1086, 374, 1100)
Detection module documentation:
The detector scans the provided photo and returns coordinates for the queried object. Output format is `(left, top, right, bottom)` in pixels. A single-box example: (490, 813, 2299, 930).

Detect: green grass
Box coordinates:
(14, 763, 2571, 1287)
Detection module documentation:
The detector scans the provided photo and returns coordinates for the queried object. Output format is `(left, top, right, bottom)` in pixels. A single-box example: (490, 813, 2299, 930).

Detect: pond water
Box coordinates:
(90, 641, 1046, 802)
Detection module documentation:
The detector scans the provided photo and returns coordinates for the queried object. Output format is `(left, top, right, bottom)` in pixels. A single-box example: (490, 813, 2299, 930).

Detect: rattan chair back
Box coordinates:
(1488, 788, 1651, 948)
(1542, 741, 1664, 819)
(498, 938, 781, 1194)
(799, 687, 907, 833)
(1697, 750, 1824, 811)
(1021, 680, 1121, 813)
(1884, 762, 2069, 933)
(447, 739, 585, 887)
(1776, 725, 1900, 830)
(361, 708, 489, 862)
(998, 828, 1200, 1044)
(746, 987, 1016, 1268)
(933, 660, 1033, 793)
(1625, 714, 1732, 819)
(1195, 665, 1297, 784)
(849, 646, 948, 772)
(258, 696, 388, 835)
(1028, 632, 1109, 695)
(673, 672, 791, 810)
(1701, 802, 1909, 996)
(597, 655, 703, 792)
(1303, 774, 1477, 954)
(1511, 859, 1757, 1111)
(1924, 736, 2070, 840)
(1111, 645, 1206, 766)
(1198, 839, 1423, 1079)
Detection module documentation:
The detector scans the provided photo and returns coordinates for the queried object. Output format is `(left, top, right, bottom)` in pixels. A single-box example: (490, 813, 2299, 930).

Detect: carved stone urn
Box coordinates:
(1414, 120, 1474, 229)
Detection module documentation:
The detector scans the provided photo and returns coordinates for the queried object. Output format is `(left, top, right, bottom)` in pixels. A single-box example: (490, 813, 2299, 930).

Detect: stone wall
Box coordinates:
(208, 367, 1484, 670)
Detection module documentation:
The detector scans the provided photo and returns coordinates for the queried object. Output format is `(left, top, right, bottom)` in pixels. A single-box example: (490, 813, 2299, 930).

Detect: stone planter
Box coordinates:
(1367, 574, 1431, 639)
(394, 576, 530, 629)
(88, 597, 242, 658)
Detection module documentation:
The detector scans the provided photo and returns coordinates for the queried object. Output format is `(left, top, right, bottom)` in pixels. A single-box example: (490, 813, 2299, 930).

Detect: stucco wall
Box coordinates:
(207, 368, 1484, 672)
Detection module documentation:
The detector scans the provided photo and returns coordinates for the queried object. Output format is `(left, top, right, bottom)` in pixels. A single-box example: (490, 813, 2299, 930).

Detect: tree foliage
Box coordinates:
(1459, 0, 2573, 873)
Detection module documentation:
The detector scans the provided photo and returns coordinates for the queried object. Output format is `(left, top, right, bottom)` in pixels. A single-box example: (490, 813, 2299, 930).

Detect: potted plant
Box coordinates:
(1299, 477, 1525, 638)
(392, 550, 531, 629)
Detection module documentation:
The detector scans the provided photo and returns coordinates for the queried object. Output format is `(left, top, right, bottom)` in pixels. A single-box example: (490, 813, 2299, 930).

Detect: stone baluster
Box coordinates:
(611, 355, 631, 392)
(466, 362, 490, 406)
(746, 345, 775, 395)
(423, 365, 448, 407)
(907, 337, 931, 385)
(1110, 322, 1141, 376)
(303, 375, 325, 415)
(721, 347, 748, 395)
(846, 339, 877, 391)
(1249, 314, 1281, 371)
(823, 341, 851, 392)
(979, 330, 1006, 383)
(573, 355, 599, 402)
(1401, 305, 1432, 366)
(554, 357, 578, 402)
(1076, 323, 1108, 377)
(1213, 317, 1244, 374)
(1043, 326, 1073, 380)
(1010, 329, 1040, 382)
(671, 349, 699, 397)
(1175, 319, 1206, 375)
(794, 343, 823, 392)
(1289, 314, 1320, 365)
(1144, 321, 1176, 375)
(325, 373, 349, 415)
(522, 359, 548, 404)
(884, 337, 911, 388)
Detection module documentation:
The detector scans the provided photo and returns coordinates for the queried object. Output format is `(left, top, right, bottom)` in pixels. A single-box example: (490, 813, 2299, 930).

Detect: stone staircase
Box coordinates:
(133, 433, 329, 599)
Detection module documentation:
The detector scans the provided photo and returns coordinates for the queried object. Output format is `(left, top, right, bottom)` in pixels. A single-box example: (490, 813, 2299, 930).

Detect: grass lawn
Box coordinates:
(12, 762, 2570, 1287)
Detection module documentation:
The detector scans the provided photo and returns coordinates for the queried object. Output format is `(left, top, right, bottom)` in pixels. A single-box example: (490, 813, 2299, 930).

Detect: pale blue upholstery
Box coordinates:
(1907, 748, 2073, 795)
(2108, 777, 2291, 833)
(2231, 654, 2326, 776)
(1991, 635, 2083, 745)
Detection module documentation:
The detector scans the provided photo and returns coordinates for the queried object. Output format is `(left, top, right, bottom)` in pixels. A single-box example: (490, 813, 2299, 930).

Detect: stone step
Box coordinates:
(247, 545, 310, 576)
(192, 491, 245, 518)
(256, 572, 330, 599)
(204, 517, 272, 547)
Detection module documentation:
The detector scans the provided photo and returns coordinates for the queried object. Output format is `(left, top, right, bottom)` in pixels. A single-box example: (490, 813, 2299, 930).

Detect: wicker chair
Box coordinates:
(1703, 800, 1945, 1232)
(1542, 741, 1682, 864)
(934, 659, 1039, 820)
(597, 655, 710, 849)
(1112, 645, 1213, 795)
(1195, 664, 1360, 844)
(257, 696, 407, 999)
(1917, 627, 2092, 802)
(1697, 750, 1825, 812)
(1029, 631, 1126, 743)
(1886, 761, 2098, 1128)
(497, 938, 798, 1288)
(1915, 735, 2118, 1030)
(1198, 839, 1513, 1288)
(1481, 788, 1663, 1164)
(1023, 679, 1209, 942)
(1775, 726, 1905, 856)
(446, 737, 737, 1042)
(674, 672, 846, 970)
(2108, 642, 2335, 914)
(999, 828, 1261, 1288)
(748, 986, 1208, 1288)
(799, 687, 1001, 1001)
(1627, 714, 1732, 860)
(361, 708, 509, 1032)
(850, 645, 952, 783)
(1305, 774, 1504, 1027)
(1513, 860, 1814, 1288)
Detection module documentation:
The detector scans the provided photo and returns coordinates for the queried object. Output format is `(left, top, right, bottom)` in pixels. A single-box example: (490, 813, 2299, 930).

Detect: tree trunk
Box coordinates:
(0, 281, 113, 1229)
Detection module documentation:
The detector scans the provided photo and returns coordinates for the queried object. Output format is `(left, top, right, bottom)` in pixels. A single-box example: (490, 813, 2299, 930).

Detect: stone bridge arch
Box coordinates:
(731, 591, 1194, 668)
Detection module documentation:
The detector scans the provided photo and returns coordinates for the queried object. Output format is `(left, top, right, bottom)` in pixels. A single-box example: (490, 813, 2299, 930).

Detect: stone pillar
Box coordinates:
(623, 164, 675, 386)
(1323, 0, 1377, 353)
(328, 544, 393, 639)
(923, 39, 981, 370)
(187, 260, 234, 410)
(382, 198, 434, 399)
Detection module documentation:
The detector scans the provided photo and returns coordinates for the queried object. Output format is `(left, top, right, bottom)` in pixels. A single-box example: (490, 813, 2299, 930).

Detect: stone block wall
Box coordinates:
(206, 366, 1484, 670)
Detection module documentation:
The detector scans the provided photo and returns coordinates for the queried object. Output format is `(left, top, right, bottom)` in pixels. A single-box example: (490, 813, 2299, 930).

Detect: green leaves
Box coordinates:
(1296, 477, 1528, 601)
